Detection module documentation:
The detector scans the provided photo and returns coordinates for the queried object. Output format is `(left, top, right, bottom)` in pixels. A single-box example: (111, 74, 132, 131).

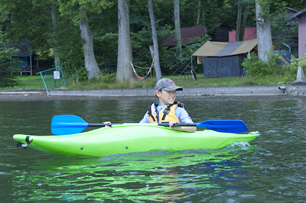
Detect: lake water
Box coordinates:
(0, 96, 306, 202)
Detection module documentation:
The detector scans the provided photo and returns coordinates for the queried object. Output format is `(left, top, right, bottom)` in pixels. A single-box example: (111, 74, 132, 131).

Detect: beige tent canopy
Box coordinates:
(192, 39, 260, 77)
(192, 39, 287, 77)
(192, 39, 258, 57)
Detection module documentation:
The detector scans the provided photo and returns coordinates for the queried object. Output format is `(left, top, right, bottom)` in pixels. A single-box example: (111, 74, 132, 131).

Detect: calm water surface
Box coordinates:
(0, 97, 306, 202)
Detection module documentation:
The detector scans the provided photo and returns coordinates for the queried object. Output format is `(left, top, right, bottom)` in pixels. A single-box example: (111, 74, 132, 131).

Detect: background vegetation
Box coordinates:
(0, 0, 305, 89)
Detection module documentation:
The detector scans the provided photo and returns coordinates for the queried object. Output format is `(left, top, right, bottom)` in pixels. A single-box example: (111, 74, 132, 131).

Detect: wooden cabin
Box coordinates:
(211, 23, 231, 42)
(290, 7, 306, 58)
(163, 23, 231, 47)
(16, 52, 39, 76)
(15, 41, 39, 76)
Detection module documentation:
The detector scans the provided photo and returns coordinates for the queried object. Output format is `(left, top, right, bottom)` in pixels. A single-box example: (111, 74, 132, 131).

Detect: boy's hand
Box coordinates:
(169, 121, 179, 128)
(103, 121, 112, 128)
(169, 120, 196, 133)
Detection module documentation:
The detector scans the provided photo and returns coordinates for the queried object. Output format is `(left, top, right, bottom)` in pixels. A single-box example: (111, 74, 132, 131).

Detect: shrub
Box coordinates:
(242, 53, 271, 77)
(98, 73, 116, 83)
(0, 47, 22, 87)
(242, 52, 297, 80)
(76, 67, 88, 82)
(291, 53, 306, 68)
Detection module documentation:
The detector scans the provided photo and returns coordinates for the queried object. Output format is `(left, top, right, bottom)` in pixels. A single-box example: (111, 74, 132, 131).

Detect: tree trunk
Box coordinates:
(51, 5, 60, 66)
(197, 1, 201, 26)
(173, 0, 182, 58)
(236, 3, 242, 41)
(255, 1, 273, 62)
(240, 4, 249, 41)
(202, 1, 207, 34)
(148, 0, 162, 81)
(116, 0, 134, 83)
(79, 8, 100, 79)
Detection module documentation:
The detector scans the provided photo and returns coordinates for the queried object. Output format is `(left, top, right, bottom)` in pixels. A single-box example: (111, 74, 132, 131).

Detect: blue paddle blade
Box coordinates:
(197, 120, 248, 133)
(51, 115, 89, 135)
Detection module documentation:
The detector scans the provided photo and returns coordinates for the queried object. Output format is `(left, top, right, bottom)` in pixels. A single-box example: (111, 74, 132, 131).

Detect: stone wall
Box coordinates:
(287, 82, 306, 96)
(48, 84, 290, 97)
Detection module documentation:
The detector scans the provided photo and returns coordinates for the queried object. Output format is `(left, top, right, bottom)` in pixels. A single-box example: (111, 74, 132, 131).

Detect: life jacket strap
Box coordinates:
(148, 103, 159, 123)
(162, 104, 173, 120)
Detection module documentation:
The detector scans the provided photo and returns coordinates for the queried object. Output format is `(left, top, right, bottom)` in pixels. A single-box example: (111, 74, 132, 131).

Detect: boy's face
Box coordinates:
(155, 90, 176, 105)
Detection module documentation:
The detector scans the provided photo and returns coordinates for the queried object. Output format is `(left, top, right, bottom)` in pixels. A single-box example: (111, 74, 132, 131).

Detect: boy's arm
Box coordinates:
(139, 112, 149, 123)
(172, 107, 196, 132)
(169, 121, 197, 132)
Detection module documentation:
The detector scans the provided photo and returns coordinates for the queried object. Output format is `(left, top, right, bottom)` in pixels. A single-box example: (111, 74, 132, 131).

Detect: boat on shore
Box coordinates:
(13, 125, 259, 158)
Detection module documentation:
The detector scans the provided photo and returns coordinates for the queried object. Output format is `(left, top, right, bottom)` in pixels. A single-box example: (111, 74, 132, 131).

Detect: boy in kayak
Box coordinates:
(139, 78, 196, 133)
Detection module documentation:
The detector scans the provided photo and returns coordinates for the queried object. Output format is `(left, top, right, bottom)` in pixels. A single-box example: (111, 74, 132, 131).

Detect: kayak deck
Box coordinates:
(13, 125, 259, 157)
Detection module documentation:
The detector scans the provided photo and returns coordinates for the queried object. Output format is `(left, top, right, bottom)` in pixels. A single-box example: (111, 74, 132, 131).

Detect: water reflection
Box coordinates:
(11, 147, 255, 202)
(3, 97, 306, 202)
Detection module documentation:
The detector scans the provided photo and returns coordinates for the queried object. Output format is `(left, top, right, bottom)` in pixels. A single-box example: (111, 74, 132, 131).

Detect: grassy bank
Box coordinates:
(1, 74, 295, 90)
(67, 74, 295, 90)
(0, 73, 295, 91)
(0, 75, 45, 90)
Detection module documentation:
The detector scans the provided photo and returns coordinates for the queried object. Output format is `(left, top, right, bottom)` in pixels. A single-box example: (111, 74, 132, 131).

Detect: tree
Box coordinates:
(57, 0, 112, 80)
(255, 0, 273, 62)
(197, 1, 201, 26)
(196, 0, 208, 33)
(79, 8, 100, 79)
(51, 4, 61, 66)
(173, 0, 182, 58)
(116, 0, 134, 82)
(0, 47, 21, 87)
(0, 0, 88, 82)
(0, 0, 52, 52)
(236, 0, 252, 41)
(148, 0, 162, 81)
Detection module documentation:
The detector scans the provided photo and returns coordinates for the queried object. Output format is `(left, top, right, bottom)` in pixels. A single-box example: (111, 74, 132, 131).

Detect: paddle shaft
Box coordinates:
(87, 123, 195, 127)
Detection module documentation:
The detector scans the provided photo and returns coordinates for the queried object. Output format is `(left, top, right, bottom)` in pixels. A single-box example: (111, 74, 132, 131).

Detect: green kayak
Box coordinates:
(13, 125, 259, 158)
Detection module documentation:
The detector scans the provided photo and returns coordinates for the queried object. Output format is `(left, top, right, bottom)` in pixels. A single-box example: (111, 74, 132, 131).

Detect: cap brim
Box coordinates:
(163, 86, 183, 91)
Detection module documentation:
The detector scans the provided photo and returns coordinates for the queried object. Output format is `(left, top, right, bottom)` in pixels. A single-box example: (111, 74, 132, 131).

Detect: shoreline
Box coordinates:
(0, 94, 300, 101)
(1, 83, 306, 101)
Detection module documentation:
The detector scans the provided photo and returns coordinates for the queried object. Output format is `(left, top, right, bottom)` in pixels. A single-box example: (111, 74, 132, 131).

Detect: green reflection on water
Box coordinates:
(12, 147, 255, 202)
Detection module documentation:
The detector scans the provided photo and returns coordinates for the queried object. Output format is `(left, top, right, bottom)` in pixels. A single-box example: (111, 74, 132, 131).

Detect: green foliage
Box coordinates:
(88, 77, 99, 83)
(242, 52, 297, 83)
(51, 13, 85, 81)
(194, 0, 230, 36)
(291, 54, 306, 68)
(57, 0, 114, 25)
(0, 47, 21, 87)
(258, 0, 287, 15)
(271, 11, 298, 47)
(160, 35, 211, 75)
(286, 0, 306, 9)
(221, 0, 256, 30)
(38, 57, 55, 71)
(130, 25, 172, 76)
(0, 0, 51, 53)
(76, 67, 89, 81)
(242, 53, 270, 76)
(98, 73, 116, 83)
(94, 33, 118, 73)
(1, 0, 305, 87)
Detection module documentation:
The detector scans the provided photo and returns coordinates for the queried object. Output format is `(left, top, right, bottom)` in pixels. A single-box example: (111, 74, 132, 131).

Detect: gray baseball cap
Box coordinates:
(155, 78, 183, 91)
